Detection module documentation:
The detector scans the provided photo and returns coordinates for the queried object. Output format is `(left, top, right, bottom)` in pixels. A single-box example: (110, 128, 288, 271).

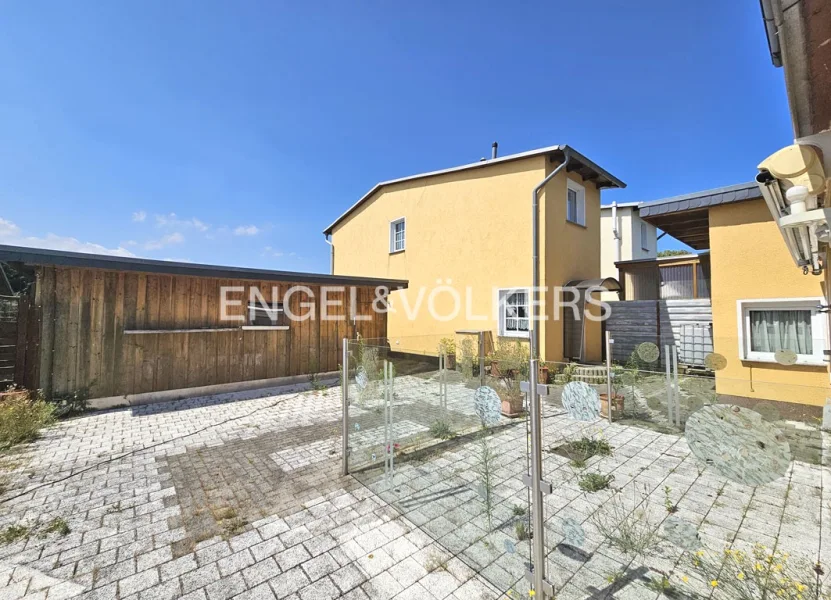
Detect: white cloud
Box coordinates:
(234, 225, 260, 236)
(0, 216, 136, 257)
(155, 213, 210, 231)
(144, 232, 185, 251)
(262, 246, 300, 260)
(132, 210, 147, 222)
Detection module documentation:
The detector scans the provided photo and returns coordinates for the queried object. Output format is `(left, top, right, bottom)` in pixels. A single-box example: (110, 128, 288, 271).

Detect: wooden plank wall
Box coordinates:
(33, 266, 388, 399)
(0, 296, 18, 385)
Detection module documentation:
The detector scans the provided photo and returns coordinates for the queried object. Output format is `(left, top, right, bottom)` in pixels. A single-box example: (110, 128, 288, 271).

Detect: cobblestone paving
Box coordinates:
(1, 379, 829, 600)
(0, 384, 505, 600)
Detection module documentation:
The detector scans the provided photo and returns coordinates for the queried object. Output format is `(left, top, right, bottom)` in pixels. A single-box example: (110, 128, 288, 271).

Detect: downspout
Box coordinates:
(324, 234, 334, 275)
(611, 201, 622, 264)
(531, 148, 571, 359)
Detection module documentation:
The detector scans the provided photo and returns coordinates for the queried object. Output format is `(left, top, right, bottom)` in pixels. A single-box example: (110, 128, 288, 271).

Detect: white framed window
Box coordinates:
(566, 180, 586, 226)
(498, 288, 530, 338)
(737, 298, 827, 366)
(640, 222, 649, 250)
(389, 217, 405, 253)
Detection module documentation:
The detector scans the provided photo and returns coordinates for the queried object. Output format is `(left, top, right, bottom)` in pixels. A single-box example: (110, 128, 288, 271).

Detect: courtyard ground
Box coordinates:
(0, 372, 829, 599)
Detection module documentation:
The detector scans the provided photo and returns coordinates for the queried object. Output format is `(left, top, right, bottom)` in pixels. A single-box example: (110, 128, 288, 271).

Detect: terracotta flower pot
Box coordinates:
(445, 354, 456, 370)
(501, 396, 524, 418)
(599, 393, 625, 418)
(538, 365, 550, 385)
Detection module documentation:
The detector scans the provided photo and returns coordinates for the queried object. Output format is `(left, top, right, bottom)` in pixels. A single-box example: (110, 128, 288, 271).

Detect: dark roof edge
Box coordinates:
(323, 144, 626, 235)
(0, 245, 409, 289)
(638, 182, 762, 217)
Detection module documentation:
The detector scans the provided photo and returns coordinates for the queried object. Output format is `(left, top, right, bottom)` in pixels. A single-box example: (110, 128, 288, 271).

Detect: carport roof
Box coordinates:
(637, 182, 763, 249)
(0, 244, 409, 289)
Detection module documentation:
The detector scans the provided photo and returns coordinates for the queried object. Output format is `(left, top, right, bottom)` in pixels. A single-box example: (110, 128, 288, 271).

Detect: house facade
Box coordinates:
(599, 202, 656, 300)
(324, 145, 625, 363)
(637, 183, 828, 406)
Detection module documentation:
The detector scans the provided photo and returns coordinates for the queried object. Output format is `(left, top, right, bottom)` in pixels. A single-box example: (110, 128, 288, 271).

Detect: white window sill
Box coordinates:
(389, 249, 405, 255)
(499, 331, 530, 339)
(740, 354, 826, 367)
(566, 220, 586, 228)
(241, 325, 290, 331)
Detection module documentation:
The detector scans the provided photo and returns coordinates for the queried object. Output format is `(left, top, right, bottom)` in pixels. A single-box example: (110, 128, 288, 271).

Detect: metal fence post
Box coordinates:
(341, 339, 349, 476)
(605, 331, 613, 424)
(479, 331, 485, 387)
(527, 358, 548, 597)
(665, 345, 673, 424)
(672, 347, 680, 428)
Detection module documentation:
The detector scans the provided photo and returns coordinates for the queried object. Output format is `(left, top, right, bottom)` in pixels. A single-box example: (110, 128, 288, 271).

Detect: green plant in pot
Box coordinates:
(599, 365, 625, 418)
(438, 337, 456, 370)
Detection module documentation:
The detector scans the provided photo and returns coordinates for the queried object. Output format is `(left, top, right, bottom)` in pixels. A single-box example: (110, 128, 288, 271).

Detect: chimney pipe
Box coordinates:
(491, 142, 498, 159)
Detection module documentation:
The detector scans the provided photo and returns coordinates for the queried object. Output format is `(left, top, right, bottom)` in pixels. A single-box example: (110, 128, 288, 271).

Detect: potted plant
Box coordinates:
(538, 362, 550, 385)
(599, 366, 625, 418)
(498, 381, 525, 417)
(438, 338, 456, 370)
(488, 340, 528, 380)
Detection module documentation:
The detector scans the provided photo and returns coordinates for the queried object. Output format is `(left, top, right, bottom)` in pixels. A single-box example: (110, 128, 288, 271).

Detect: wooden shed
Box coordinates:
(1, 245, 406, 408)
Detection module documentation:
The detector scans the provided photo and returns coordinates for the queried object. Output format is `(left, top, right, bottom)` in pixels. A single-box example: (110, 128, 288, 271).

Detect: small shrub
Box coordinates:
(684, 543, 823, 600)
(0, 392, 55, 449)
(47, 386, 90, 417)
(590, 488, 662, 556)
(39, 517, 70, 537)
(560, 361, 580, 383)
(664, 486, 678, 514)
(645, 575, 675, 596)
(578, 472, 614, 493)
(429, 420, 454, 440)
(0, 524, 29, 545)
(511, 504, 527, 517)
(438, 338, 456, 356)
(475, 437, 496, 531)
(515, 521, 530, 541)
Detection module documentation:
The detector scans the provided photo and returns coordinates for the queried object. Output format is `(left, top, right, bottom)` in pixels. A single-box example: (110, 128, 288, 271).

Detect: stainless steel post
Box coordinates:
(665, 345, 673, 424)
(341, 339, 349, 476)
(527, 358, 546, 596)
(479, 331, 485, 387)
(672, 348, 680, 427)
(605, 331, 613, 424)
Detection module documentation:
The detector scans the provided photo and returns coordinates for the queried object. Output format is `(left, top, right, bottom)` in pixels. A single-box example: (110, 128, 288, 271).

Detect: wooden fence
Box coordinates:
(0, 295, 18, 386)
(25, 266, 388, 399)
(606, 299, 713, 366)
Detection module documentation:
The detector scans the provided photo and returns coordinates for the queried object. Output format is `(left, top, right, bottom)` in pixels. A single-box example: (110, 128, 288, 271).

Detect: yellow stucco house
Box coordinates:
(637, 182, 829, 406)
(324, 144, 625, 363)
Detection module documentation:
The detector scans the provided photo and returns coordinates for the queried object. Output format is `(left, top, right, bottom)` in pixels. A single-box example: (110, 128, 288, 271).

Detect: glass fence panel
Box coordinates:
(345, 334, 534, 596)
(533, 336, 829, 599)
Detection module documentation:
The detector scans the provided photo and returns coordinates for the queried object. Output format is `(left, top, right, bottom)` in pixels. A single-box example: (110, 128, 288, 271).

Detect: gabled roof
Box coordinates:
(324, 144, 626, 235)
(0, 244, 408, 289)
(637, 182, 763, 250)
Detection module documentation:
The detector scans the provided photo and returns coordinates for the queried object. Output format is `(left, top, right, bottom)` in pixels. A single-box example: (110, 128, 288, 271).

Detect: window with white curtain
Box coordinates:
(737, 298, 826, 365)
(566, 180, 585, 226)
(498, 288, 530, 337)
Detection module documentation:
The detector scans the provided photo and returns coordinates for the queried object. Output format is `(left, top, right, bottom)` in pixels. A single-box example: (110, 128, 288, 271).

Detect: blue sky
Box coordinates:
(0, 1, 793, 270)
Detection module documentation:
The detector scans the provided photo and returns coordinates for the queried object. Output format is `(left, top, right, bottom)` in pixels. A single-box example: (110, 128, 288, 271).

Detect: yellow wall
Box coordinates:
(709, 199, 829, 405)
(330, 155, 604, 362)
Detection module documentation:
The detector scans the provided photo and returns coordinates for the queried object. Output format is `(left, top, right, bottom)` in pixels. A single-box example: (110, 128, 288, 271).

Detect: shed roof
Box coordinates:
(637, 182, 762, 249)
(0, 244, 408, 289)
(324, 144, 626, 235)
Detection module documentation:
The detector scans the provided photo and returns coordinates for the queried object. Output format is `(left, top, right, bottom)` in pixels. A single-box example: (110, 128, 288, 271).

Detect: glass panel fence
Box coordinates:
(344, 334, 535, 596)
(533, 336, 830, 599)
